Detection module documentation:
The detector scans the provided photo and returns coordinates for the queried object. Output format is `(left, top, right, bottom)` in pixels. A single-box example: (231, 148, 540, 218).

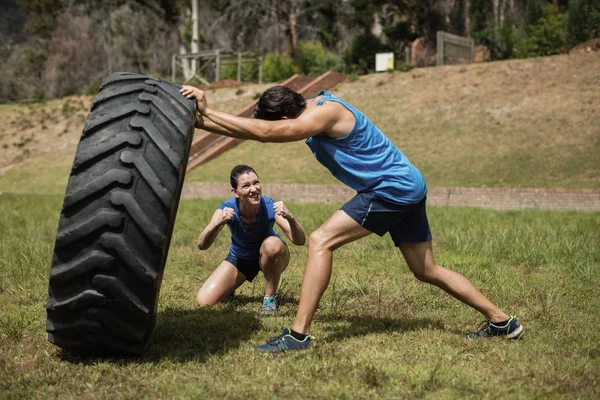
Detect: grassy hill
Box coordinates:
(1, 52, 598, 195)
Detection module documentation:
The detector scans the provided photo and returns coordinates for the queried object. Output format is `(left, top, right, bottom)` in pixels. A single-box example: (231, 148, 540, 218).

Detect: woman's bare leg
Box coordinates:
(259, 236, 290, 298)
(196, 260, 247, 306)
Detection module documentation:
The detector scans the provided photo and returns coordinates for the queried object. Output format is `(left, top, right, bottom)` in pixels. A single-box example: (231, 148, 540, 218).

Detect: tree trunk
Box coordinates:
(190, 0, 199, 77)
(493, 0, 499, 29)
(286, 0, 299, 57)
(464, 0, 471, 37)
(179, 44, 191, 80)
(445, 0, 456, 27)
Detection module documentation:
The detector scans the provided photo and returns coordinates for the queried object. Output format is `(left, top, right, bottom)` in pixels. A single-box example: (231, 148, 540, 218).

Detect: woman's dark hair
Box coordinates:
(230, 164, 258, 189)
(253, 86, 306, 120)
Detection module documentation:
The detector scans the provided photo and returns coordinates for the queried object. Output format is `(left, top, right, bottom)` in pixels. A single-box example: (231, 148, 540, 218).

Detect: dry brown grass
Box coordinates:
(1, 53, 599, 194)
(187, 52, 600, 189)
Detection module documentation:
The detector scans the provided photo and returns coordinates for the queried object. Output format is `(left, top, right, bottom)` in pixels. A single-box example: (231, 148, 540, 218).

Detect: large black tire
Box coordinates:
(46, 72, 196, 356)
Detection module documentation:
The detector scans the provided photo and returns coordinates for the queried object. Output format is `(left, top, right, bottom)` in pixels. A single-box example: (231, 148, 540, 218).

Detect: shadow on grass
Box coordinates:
(143, 306, 261, 362)
(319, 313, 445, 342)
(58, 306, 261, 365)
(229, 293, 299, 307)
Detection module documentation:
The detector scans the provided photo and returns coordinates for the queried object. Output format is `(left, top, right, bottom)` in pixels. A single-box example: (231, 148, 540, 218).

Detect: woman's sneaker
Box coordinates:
(467, 316, 523, 339)
(260, 294, 278, 316)
(254, 328, 313, 353)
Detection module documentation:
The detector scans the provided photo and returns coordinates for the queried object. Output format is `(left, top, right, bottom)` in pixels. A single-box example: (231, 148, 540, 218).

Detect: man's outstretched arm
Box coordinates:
(195, 111, 249, 139)
(181, 85, 335, 143)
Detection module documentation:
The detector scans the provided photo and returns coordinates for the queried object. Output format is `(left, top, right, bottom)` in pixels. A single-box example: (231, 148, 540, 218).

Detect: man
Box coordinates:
(180, 84, 523, 353)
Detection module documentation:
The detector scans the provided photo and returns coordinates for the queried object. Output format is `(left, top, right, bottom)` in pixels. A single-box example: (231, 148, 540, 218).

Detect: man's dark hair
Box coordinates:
(253, 86, 306, 120)
(230, 164, 258, 189)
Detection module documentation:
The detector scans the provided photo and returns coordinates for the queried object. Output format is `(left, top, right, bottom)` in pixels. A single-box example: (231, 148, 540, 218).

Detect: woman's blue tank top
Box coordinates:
(305, 91, 427, 205)
(218, 196, 281, 259)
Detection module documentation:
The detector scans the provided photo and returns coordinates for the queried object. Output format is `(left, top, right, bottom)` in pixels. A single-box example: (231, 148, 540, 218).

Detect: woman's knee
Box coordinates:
(260, 236, 286, 257)
(196, 289, 220, 307)
(196, 294, 214, 307)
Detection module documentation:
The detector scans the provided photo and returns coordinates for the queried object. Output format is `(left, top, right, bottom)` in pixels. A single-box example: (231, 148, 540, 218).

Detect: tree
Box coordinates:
(215, 0, 316, 56)
(567, 0, 600, 46)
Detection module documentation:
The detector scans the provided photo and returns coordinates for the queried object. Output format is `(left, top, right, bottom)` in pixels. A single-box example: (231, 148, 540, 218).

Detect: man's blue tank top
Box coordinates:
(305, 90, 427, 205)
(218, 196, 281, 259)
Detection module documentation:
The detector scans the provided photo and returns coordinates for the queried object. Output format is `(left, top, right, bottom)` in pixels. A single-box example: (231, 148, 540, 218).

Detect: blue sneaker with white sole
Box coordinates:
(260, 294, 278, 316)
(254, 327, 313, 353)
(467, 316, 523, 339)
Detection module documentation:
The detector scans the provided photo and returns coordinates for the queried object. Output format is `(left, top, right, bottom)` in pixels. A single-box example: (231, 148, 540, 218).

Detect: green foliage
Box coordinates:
(294, 40, 341, 76)
(517, 4, 567, 57)
(261, 53, 299, 83)
(567, 0, 600, 46)
(343, 32, 387, 75)
(394, 61, 412, 72)
(219, 59, 260, 82)
(525, 0, 546, 25)
(383, 19, 417, 50)
(345, 0, 379, 32)
(475, 4, 567, 60)
(474, 20, 515, 60)
(84, 80, 101, 96)
(317, 0, 340, 49)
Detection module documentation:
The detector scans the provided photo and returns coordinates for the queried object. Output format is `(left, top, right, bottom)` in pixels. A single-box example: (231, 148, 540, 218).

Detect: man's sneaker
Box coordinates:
(467, 316, 523, 339)
(260, 294, 278, 316)
(254, 327, 312, 353)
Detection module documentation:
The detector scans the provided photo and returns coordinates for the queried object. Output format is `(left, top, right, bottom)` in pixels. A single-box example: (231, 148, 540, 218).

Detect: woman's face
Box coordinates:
(233, 172, 261, 205)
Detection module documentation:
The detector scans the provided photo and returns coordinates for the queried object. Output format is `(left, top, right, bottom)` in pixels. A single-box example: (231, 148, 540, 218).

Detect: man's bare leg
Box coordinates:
(398, 241, 509, 323)
(291, 211, 371, 335)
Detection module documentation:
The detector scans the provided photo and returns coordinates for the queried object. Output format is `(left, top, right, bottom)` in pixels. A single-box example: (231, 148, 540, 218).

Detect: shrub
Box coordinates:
(294, 40, 341, 76)
(394, 62, 412, 72)
(219, 59, 260, 82)
(567, 0, 600, 46)
(474, 20, 515, 60)
(475, 5, 567, 60)
(517, 4, 567, 57)
(343, 32, 387, 75)
(261, 53, 299, 83)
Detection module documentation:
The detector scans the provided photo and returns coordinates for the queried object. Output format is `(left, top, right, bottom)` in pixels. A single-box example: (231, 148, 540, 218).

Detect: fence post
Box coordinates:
(215, 49, 220, 82)
(470, 37, 475, 62)
(171, 54, 177, 82)
(237, 52, 242, 83)
(436, 31, 444, 66)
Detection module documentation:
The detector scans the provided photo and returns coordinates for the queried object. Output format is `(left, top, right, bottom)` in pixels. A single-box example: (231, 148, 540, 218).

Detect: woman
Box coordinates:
(196, 164, 306, 315)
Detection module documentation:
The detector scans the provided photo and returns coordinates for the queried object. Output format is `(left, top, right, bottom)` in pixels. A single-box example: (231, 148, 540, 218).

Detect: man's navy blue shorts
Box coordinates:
(341, 192, 432, 245)
(224, 255, 261, 282)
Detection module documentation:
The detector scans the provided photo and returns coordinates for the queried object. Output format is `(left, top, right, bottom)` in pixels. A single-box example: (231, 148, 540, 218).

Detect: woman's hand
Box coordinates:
(273, 201, 293, 220)
(219, 207, 235, 225)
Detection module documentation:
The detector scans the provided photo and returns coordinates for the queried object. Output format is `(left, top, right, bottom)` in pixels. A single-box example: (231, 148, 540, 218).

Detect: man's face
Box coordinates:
(233, 172, 261, 205)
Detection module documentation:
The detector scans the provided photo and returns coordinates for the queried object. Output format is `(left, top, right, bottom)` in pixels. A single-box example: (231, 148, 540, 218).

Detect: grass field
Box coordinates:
(1, 194, 599, 399)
